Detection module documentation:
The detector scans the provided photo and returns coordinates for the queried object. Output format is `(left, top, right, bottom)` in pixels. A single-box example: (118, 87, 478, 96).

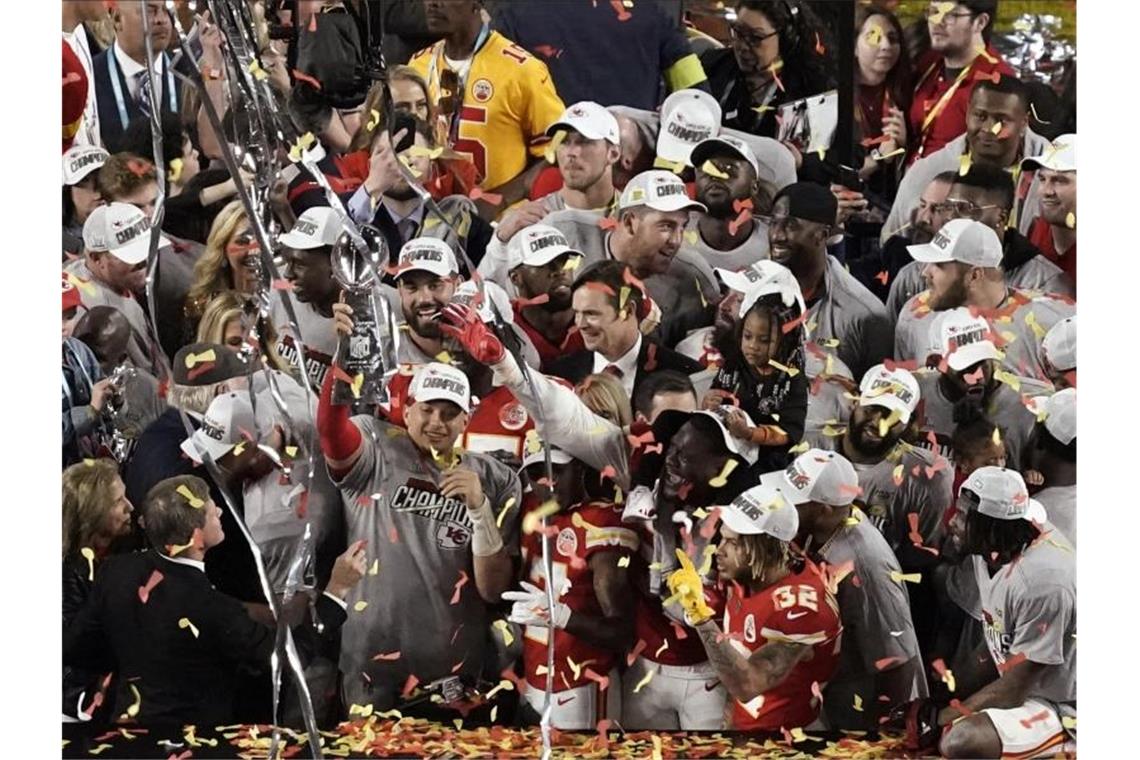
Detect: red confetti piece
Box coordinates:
(513, 293, 550, 308)
(600, 465, 617, 481)
(388, 525, 399, 543)
(608, 0, 632, 21)
(450, 570, 469, 605)
(962, 366, 984, 386)
(728, 209, 752, 236)
(584, 668, 610, 691)
(168, 752, 192, 760)
(138, 570, 164, 604)
(1019, 710, 1051, 729)
(883, 358, 918, 372)
(996, 651, 1027, 674)
(627, 430, 655, 449)
(699, 507, 722, 539)
(644, 342, 658, 371)
(126, 158, 153, 177)
(295, 488, 310, 520)
(671, 621, 688, 641)
(627, 638, 647, 667)
(582, 281, 618, 298)
(732, 198, 754, 213)
(595, 718, 613, 747)
(597, 216, 618, 231)
(677, 482, 693, 500)
(293, 68, 322, 90)
(401, 673, 420, 697)
(372, 651, 401, 661)
(811, 680, 824, 702)
(814, 31, 826, 55)
(949, 698, 974, 716)
(643, 443, 663, 455)
(468, 187, 503, 206)
(875, 656, 902, 670)
(781, 311, 806, 335)
(451, 658, 466, 674)
(272, 278, 294, 291)
(838, 483, 863, 497)
(874, 271, 889, 286)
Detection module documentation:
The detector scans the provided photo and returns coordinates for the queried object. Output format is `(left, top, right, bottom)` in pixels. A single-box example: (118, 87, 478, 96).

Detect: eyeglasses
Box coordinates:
(934, 199, 1002, 219)
(924, 5, 976, 22)
(729, 23, 780, 48)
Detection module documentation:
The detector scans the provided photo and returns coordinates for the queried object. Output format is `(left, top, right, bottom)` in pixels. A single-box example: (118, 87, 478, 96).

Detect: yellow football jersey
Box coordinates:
(410, 30, 565, 191)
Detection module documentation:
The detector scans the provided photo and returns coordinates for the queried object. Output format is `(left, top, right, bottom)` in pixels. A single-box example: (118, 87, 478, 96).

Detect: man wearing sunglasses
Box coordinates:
(909, 1, 1012, 164)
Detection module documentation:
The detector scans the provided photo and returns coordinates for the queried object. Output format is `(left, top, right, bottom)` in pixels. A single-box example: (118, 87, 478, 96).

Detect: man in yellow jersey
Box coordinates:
(410, 0, 565, 215)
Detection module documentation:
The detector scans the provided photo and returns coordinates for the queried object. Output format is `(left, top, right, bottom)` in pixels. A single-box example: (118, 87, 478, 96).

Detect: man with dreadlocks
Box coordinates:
(667, 482, 841, 731)
(891, 468, 1075, 758)
(702, 261, 808, 472)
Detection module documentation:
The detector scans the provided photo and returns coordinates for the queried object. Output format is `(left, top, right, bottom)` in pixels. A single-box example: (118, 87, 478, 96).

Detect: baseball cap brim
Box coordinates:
(180, 433, 233, 464)
(907, 240, 955, 264)
(690, 139, 759, 177)
(397, 261, 455, 279)
(858, 392, 913, 425)
(945, 341, 1000, 371)
(759, 470, 808, 505)
(110, 232, 169, 265)
(278, 229, 327, 250)
(719, 503, 765, 536)
(546, 119, 608, 142)
(522, 448, 574, 469)
(656, 131, 699, 166)
(521, 244, 582, 269)
(645, 193, 707, 214)
(411, 386, 470, 413)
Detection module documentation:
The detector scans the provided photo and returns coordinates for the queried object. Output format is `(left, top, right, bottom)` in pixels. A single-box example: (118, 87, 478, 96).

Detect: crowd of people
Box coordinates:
(61, 1, 1076, 757)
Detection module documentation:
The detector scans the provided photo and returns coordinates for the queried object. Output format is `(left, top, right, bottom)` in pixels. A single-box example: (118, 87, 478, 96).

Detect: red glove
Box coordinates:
(440, 303, 505, 365)
(317, 366, 363, 476)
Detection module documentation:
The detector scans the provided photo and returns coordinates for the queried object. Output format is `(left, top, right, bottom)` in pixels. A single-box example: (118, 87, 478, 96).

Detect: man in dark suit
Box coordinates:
(63, 475, 366, 726)
(92, 1, 190, 151)
(547, 260, 702, 400)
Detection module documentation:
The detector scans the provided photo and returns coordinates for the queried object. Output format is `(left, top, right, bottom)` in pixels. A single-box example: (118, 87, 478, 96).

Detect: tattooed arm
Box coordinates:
(695, 620, 812, 703)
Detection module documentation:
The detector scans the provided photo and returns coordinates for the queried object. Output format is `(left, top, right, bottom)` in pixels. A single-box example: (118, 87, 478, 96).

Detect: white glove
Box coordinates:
(503, 581, 571, 630)
(622, 485, 656, 524)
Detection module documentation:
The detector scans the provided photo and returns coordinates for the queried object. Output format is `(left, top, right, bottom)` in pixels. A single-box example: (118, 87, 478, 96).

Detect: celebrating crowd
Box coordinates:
(61, 1, 1077, 757)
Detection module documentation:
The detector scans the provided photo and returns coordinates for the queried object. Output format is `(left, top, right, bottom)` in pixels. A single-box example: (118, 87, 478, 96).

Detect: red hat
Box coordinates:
(62, 41, 89, 153)
(62, 274, 82, 312)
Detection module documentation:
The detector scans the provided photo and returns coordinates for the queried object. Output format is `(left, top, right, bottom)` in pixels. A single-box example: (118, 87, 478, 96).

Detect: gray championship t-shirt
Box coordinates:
(65, 259, 159, 374)
(821, 509, 928, 730)
(270, 292, 338, 390)
(1034, 485, 1076, 548)
(334, 417, 522, 708)
(914, 369, 1052, 470)
(894, 289, 1075, 381)
(807, 256, 894, 382)
(973, 531, 1076, 706)
(680, 215, 770, 273)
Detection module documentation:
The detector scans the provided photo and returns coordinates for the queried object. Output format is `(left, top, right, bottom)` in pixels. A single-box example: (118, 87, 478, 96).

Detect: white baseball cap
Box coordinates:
(409, 362, 471, 412)
(690, 135, 760, 178)
(657, 89, 722, 165)
(907, 218, 1002, 268)
(1041, 316, 1076, 372)
(858, 364, 921, 424)
(718, 483, 799, 542)
(619, 170, 706, 214)
(1021, 133, 1076, 173)
(736, 261, 806, 319)
(180, 391, 257, 464)
(958, 467, 1047, 524)
(86, 202, 170, 265)
(932, 307, 1001, 371)
(760, 449, 860, 508)
(278, 206, 344, 249)
(452, 280, 516, 326)
(506, 224, 583, 270)
(63, 145, 109, 186)
(546, 101, 620, 145)
(522, 446, 575, 470)
(696, 407, 759, 465)
(396, 237, 459, 279)
(1030, 388, 1076, 445)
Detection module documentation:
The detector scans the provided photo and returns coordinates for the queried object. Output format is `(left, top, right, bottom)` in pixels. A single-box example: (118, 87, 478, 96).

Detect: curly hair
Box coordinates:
(62, 458, 122, 559)
(184, 200, 249, 321)
(737, 0, 837, 94)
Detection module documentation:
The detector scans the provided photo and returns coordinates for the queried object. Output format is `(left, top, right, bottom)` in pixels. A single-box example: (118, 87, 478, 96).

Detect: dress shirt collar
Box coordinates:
(160, 553, 206, 573)
(593, 333, 642, 395)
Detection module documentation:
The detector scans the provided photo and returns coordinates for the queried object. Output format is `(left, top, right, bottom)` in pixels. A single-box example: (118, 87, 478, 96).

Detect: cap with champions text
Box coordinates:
(180, 391, 257, 464)
(1021, 133, 1076, 173)
(83, 202, 170, 264)
(718, 482, 799, 541)
(506, 224, 583, 270)
(279, 206, 344, 250)
(546, 101, 621, 145)
(931, 307, 1001, 371)
(409, 362, 471, 413)
(63, 145, 109, 186)
(907, 218, 1002, 268)
(736, 261, 806, 319)
(858, 363, 921, 424)
(958, 466, 1047, 524)
(690, 134, 760, 178)
(396, 237, 459, 279)
(760, 448, 861, 508)
(619, 170, 706, 214)
(656, 89, 722, 165)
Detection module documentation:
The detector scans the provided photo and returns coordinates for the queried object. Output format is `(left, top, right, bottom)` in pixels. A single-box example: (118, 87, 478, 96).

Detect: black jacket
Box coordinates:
(63, 550, 347, 726)
(92, 48, 194, 152)
(547, 339, 703, 401)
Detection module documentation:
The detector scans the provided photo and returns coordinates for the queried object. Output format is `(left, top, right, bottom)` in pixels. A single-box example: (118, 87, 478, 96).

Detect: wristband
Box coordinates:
(468, 496, 504, 557)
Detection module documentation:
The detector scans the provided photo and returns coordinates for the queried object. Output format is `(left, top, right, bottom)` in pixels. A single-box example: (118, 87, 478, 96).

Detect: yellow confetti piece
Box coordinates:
(700, 160, 729, 179)
(184, 349, 216, 368)
(654, 640, 670, 657)
(535, 664, 549, 677)
(631, 666, 656, 693)
(434, 351, 453, 364)
(350, 372, 364, 399)
(368, 559, 379, 576)
(788, 441, 810, 455)
(876, 147, 906, 161)
(790, 727, 808, 743)
(751, 104, 776, 114)
(864, 25, 883, 46)
(942, 668, 956, 692)
(88, 744, 114, 756)
(1062, 716, 1077, 730)
(990, 121, 1003, 135)
(892, 464, 905, 486)
(853, 693, 864, 712)
(1024, 311, 1047, 340)
(524, 429, 543, 455)
(890, 571, 922, 584)
(975, 43, 998, 63)
(683, 229, 699, 245)
(452, 718, 463, 731)
(354, 601, 369, 612)
(544, 129, 567, 164)
(492, 619, 514, 647)
(992, 428, 1003, 447)
(1065, 211, 1075, 229)
(406, 145, 444, 160)
(167, 538, 194, 557)
(366, 108, 381, 131)
(377, 708, 403, 719)
(878, 408, 902, 437)
(522, 499, 560, 534)
(288, 132, 316, 162)
(81, 546, 95, 581)
(768, 359, 800, 377)
(844, 511, 863, 526)
(652, 734, 664, 760)
(397, 155, 424, 178)
(248, 58, 268, 80)
(285, 445, 298, 458)
(958, 153, 972, 176)
(928, 2, 955, 24)
(697, 543, 718, 576)
(430, 446, 460, 471)
(123, 682, 142, 719)
(619, 285, 631, 311)
(178, 617, 200, 638)
(348, 702, 374, 717)
(563, 255, 582, 272)
(994, 369, 1021, 391)
(652, 156, 687, 173)
(617, 555, 630, 568)
(177, 484, 205, 508)
(497, 497, 516, 529)
(708, 459, 739, 488)
(484, 678, 515, 701)
(490, 705, 499, 723)
(168, 157, 184, 183)
(696, 278, 707, 308)
(822, 424, 846, 438)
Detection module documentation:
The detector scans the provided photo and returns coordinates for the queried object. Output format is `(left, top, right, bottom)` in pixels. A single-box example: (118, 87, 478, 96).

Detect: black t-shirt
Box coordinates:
(163, 168, 234, 244)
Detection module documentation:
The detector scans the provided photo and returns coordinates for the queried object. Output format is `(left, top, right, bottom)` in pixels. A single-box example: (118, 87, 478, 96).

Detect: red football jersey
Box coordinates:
(519, 496, 639, 692)
(512, 302, 586, 371)
(722, 565, 842, 731)
(385, 369, 534, 458)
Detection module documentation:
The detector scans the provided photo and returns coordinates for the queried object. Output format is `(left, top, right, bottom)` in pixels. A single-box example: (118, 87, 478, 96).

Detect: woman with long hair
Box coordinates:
(853, 4, 913, 198)
(575, 372, 633, 430)
(195, 290, 293, 375)
(182, 200, 257, 343)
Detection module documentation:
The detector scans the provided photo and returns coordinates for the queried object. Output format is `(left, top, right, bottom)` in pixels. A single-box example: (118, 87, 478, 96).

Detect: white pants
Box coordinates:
(982, 699, 1074, 758)
(620, 657, 727, 730)
(522, 669, 621, 730)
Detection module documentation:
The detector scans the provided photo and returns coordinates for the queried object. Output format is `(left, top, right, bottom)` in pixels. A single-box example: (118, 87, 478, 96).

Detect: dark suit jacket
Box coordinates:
(547, 339, 703, 400)
(92, 47, 190, 151)
(63, 550, 348, 726)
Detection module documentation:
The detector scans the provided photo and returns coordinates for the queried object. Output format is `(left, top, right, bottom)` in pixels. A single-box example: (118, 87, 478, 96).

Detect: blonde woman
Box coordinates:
(196, 290, 292, 374)
(182, 200, 257, 342)
(575, 373, 633, 429)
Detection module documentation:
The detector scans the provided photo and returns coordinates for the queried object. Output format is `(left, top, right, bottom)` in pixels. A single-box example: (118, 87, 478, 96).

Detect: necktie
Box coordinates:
(135, 70, 153, 117)
(603, 364, 624, 379)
